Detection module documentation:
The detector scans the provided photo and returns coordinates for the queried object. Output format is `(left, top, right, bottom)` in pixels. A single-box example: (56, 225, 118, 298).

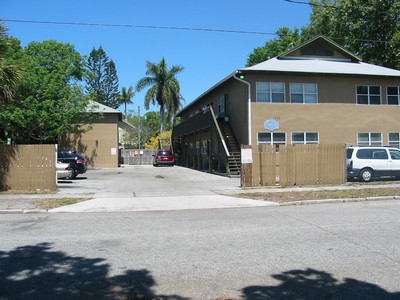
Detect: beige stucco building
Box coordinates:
(60, 101, 123, 168)
(172, 36, 400, 175)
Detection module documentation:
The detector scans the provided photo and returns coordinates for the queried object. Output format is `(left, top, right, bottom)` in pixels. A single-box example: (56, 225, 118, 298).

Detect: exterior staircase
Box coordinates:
(218, 120, 241, 176)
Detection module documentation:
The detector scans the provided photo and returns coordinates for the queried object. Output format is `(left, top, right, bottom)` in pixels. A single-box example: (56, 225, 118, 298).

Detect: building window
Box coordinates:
(217, 95, 225, 114)
(388, 132, 400, 148)
(292, 132, 319, 144)
(201, 139, 208, 155)
(357, 132, 382, 146)
(256, 82, 285, 103)
(290, 83, 317, 103)
(257, 132, 286, 145)
(356, 85, 381, 105)
(387, 86, 400, 105)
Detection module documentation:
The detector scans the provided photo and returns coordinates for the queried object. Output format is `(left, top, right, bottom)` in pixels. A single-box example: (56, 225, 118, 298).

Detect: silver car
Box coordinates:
(57, 162, 73, 179)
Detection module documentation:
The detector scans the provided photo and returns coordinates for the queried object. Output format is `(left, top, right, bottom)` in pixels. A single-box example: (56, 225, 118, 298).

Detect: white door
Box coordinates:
(367, 149, 390, 171)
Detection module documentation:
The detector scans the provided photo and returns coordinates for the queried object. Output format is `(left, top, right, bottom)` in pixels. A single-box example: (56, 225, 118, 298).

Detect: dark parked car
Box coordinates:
(153, 149, 175, 166)
(57, 150, 87, 178)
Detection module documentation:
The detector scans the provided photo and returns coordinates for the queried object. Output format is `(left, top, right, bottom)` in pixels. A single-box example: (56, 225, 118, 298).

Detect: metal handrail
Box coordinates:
(209, 106, 230, 157)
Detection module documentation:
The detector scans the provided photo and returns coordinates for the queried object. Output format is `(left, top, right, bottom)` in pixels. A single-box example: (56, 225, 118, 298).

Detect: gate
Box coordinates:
(241, 144, 346, 187)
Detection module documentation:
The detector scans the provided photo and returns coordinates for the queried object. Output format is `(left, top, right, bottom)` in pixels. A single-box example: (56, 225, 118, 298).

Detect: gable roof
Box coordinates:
(241, 57, 400, 77)
(240, 36, 400, 77)
(177, 36, 400, 116)
(86, 100, 122, 121)
(87, 100, 122, 114)
(278, 35, 361, 62)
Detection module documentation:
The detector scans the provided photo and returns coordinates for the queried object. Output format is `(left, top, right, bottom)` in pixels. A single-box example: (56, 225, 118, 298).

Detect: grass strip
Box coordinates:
(238, 187, 400, 203)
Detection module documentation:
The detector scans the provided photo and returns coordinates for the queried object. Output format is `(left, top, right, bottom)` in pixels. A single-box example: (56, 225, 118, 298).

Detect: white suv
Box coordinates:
(347, 146, 400, 182)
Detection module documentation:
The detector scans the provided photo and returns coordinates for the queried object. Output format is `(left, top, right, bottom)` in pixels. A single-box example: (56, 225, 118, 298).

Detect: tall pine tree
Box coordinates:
(85, 46, 120, 109)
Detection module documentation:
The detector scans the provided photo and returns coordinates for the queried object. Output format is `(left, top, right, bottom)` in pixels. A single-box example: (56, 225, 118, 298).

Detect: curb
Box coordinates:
(278, 196, 399, 206)
(0, 196, 398, 214)
(0, 209, 48, 214)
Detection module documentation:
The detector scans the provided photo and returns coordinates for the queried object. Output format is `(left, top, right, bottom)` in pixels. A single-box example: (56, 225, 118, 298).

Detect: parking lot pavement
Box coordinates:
(0, 165, 278, 213)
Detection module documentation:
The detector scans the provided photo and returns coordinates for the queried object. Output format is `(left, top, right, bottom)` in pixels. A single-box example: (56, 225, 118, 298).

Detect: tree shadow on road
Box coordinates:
(0, 242, 188, 300)
(2, 245, 399, 300)
(242, 268, 400, 300)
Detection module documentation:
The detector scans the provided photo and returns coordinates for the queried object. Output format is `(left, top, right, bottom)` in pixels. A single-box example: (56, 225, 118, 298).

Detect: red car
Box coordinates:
(153, 149, 175, 167)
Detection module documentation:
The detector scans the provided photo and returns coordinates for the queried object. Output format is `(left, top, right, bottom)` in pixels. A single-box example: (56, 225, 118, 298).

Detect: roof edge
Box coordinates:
(176, 71, 236, 116)
(278, 35, 361, 62)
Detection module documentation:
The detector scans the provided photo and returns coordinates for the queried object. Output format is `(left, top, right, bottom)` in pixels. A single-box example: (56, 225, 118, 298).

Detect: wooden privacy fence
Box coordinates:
(0, 144, 57, 192)
(241, 144, 346, 187)
(120, 149, 157, 165)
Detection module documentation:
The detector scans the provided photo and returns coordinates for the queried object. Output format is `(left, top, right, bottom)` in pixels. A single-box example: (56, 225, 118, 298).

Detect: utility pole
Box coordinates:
(138, 106, 141, 149)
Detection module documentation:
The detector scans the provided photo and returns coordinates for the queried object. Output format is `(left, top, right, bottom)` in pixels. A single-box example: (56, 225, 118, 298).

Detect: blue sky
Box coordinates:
(1, 0, 312, 115)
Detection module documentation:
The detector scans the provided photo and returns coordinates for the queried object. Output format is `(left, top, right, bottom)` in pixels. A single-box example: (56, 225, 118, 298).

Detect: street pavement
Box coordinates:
(1, 165, 399, 213)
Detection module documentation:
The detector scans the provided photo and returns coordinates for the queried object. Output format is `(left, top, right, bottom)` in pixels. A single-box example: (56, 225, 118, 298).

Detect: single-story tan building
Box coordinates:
(60, 101, 128, 168)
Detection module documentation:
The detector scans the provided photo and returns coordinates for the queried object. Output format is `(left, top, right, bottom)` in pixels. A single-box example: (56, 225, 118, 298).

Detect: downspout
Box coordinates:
(233, 71, 252, 145)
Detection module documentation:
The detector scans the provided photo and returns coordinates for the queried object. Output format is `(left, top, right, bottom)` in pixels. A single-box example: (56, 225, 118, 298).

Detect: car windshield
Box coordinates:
(389, 149, 400, 159)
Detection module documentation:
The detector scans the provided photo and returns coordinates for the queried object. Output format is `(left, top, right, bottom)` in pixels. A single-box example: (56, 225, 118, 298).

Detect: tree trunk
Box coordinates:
(159, 104, 165, 134)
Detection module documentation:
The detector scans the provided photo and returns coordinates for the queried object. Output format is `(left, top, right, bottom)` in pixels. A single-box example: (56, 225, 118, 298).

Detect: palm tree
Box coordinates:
(0, 22, 21, 106)
(135, 57, 184, 133)
(165, 84, 185, 130)
(119, 86, 135, 120)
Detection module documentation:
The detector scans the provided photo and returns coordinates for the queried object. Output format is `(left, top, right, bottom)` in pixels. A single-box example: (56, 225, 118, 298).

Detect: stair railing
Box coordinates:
(209, 106, 230, 158)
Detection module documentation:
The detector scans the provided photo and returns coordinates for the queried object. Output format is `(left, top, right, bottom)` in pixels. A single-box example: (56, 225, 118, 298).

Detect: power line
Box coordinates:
(2, 19, 277, 36)
(283, 0, 399, 15)
(3, 17, 398, 46)
(283, 0, 337, 8)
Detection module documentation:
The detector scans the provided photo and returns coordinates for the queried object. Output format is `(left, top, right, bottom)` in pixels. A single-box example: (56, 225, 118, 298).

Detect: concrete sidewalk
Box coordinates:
(49, 194, 278, 213)
(0, 189, 279, 214)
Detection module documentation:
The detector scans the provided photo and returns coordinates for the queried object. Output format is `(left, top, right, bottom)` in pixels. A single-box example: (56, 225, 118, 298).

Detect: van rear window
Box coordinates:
(346, 148, 353, 159)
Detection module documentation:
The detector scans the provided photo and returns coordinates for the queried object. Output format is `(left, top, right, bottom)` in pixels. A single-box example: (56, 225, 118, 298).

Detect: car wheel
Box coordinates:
(360, 168, 373, 182)
(68, 169, 77, 179)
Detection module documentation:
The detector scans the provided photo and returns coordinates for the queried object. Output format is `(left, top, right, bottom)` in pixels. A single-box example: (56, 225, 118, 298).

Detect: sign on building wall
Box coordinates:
(241, 148, 253, 164)
(264, 119, 280, 131)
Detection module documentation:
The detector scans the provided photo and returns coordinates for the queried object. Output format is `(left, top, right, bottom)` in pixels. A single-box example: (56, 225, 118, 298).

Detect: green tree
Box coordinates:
(246, 27, 304, 66)
(0, 22, 22, 106)
(143, 111, 163, 133)
(85, 46, 120, 108)
(0, 40, 94, 144)
(306, 0, 400, 69)
(122, 111, 163, 148)
(135, 57, 184, 133)
(146, 130, 172, 149)
(118, 86, 134, 120)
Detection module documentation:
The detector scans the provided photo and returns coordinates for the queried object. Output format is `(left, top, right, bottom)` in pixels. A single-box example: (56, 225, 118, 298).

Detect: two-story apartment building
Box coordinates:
(172, 36, 400, 175)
